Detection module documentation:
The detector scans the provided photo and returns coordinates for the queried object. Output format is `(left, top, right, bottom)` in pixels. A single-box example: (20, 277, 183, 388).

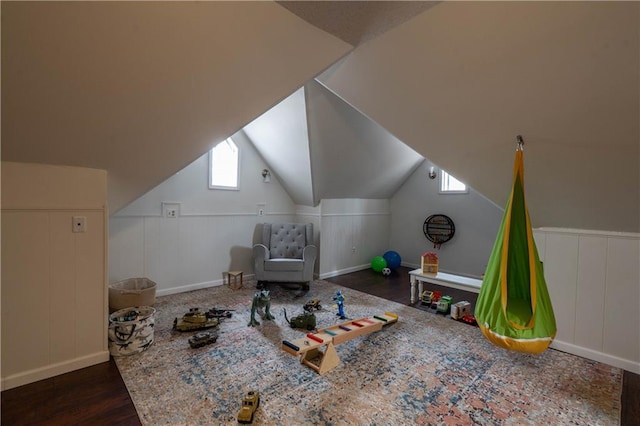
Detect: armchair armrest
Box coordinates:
(302, 245, 318, 281)
(252, 244, 269, 276)
(302, 245, 317, 261)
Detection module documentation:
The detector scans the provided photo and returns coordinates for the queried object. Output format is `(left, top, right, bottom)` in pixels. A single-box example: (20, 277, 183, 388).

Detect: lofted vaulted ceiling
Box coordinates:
(2, 1, 638, 231)
(276, 1, 438, 46)
(1, 1, 353, 213)
(244, 81, 424, 206)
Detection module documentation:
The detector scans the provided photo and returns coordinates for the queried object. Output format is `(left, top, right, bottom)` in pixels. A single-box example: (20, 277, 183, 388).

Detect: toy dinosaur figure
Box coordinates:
(248, 289, 275, 327)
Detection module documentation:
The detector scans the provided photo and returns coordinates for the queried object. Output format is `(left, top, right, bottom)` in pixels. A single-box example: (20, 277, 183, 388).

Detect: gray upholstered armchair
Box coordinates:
(252, 223, 317, 289)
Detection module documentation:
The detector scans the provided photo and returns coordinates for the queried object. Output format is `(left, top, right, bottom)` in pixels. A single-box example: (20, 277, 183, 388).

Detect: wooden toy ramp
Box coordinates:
(281, 312, 398, 375)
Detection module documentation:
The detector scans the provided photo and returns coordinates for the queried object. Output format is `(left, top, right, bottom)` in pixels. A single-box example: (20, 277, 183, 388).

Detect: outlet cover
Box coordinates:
(72, 216, 87, 233)
(162, 202, 181, 218)
(257, 203, 266, 216)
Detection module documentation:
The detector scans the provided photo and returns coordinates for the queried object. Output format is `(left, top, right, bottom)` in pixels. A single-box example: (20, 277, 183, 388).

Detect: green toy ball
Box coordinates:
(371, 256, 387, 273)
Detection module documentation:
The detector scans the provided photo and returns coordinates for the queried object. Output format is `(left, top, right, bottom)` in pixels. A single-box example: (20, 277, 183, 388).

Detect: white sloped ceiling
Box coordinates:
(319, 1, 639, 232)
(1, 1, 352, 213)
(3, 1, 638, 233)
(242, 81, 424, 206)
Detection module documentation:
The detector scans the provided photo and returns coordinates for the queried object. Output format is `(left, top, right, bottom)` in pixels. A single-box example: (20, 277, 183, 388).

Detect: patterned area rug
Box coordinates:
(114, 280, 621, 425)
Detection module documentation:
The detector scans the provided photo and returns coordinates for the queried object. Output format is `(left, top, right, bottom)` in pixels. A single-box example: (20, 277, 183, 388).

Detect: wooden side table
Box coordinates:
(226, 271, 243, 290)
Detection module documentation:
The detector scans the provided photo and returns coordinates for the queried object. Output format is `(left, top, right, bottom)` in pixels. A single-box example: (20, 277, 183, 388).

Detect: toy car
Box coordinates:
(436, 295, 453, 314)
(284, 310, 317, 330)
(461, 315, 478, 326)
(237, 390, 260, 424)
(188, 330, 218, 348)
(450, 301, 471, 320)
(421, 290, 442, 307)
(303, 298, 322, 312)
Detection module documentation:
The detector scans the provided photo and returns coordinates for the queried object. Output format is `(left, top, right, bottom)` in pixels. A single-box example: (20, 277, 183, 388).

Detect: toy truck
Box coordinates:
(421, 290, 442, 306)
(237, 390, 260, 424)
(283, 309, 317, 330)
(436, 295, 453, 314)
(303, 298, 322, 312)
(450, 301, 471, 320)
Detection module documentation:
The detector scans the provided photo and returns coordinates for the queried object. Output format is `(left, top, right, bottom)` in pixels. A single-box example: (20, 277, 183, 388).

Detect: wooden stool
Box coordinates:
(226, 271, 243, 290)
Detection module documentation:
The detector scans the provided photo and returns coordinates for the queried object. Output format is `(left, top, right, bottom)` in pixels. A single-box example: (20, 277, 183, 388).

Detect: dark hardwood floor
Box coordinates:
(2, 267, 637, 425)
(1, 358, 140, 425)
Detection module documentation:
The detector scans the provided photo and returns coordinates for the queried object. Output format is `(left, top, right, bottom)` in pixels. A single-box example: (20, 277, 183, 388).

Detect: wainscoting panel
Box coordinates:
(535, 228, 640, 373)
(542, 232, 579, 343)
(603, 237, 639, 364)
(574, 235, 607, 352)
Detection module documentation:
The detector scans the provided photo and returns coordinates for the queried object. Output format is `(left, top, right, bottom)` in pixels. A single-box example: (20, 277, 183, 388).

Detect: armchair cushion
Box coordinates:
(263, 223, 312, 259)
(253, 223, 317, 287)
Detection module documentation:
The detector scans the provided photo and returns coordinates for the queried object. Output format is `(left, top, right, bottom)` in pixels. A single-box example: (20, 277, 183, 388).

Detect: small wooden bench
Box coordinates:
(408, 269, 482, 304)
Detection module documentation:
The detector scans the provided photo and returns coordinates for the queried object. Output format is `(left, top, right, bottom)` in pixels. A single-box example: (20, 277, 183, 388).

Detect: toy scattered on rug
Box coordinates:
(420, 290, 442, 307)
(461, 315, 478, 326)
(237, 390, 260, 424)
(303, 298, 322, 312)
(281, 313, 399, 375)
(188, 330, 219, 348)
(283, 308, 317, 331)
(173, 308, 219, 332)
(205, 308, 234, 319)
(248, 290, 275, 327)
(450, 301, 471, 320)
(332, 290, 346, 319)
(436, 295, 453, 314)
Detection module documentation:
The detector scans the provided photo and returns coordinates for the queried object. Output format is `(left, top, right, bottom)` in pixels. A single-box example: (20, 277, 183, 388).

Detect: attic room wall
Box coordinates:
(390, 161, 503, 278)
(1, 162, 108, 389)
(320, 1, 639, 232)
(109, 131, 297, 295)
(318, 199, 390, 278)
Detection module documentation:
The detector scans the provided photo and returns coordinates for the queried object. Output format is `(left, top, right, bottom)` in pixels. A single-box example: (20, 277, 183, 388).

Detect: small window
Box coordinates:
(209, 138, 239, 190)
(440, 170, 467, 194)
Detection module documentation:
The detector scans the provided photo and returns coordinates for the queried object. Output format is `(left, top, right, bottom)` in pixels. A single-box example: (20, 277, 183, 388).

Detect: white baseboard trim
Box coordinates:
(156, 274, 257, 297)
(550, 339, 640, 374)
(319, 264, 371, 279)
(1, 351, 110, 391)
(157, 279, 224, 296)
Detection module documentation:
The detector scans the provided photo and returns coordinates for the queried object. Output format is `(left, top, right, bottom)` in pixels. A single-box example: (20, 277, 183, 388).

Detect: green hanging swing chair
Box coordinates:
(475, 137, 556, 354)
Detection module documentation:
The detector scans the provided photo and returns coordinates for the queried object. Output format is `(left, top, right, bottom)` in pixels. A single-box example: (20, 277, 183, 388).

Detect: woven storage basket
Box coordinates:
(109, 277, 156, 313)
(108, 306, 156, 356)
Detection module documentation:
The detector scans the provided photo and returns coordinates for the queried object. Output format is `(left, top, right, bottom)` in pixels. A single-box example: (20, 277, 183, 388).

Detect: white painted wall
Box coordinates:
(534, 228, 640, 373)
(318, 199, 391, 278)
(109, 131, 298, 294)
(306, 80, 424, 204)
(1, 162, 109, 389)
(390, 160, 503, 278)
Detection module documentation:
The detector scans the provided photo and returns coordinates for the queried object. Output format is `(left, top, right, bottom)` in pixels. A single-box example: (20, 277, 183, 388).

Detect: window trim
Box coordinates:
(439, 170, 468, 194)
(208, 137, 240, 191)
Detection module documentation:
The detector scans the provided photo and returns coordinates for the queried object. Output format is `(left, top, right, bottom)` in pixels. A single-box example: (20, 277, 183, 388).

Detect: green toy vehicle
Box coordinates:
(173, 307, 219, 331)
(437, 295, 454, 314)
(283, 308, 317, 330)
(237, 390, 260, 424)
